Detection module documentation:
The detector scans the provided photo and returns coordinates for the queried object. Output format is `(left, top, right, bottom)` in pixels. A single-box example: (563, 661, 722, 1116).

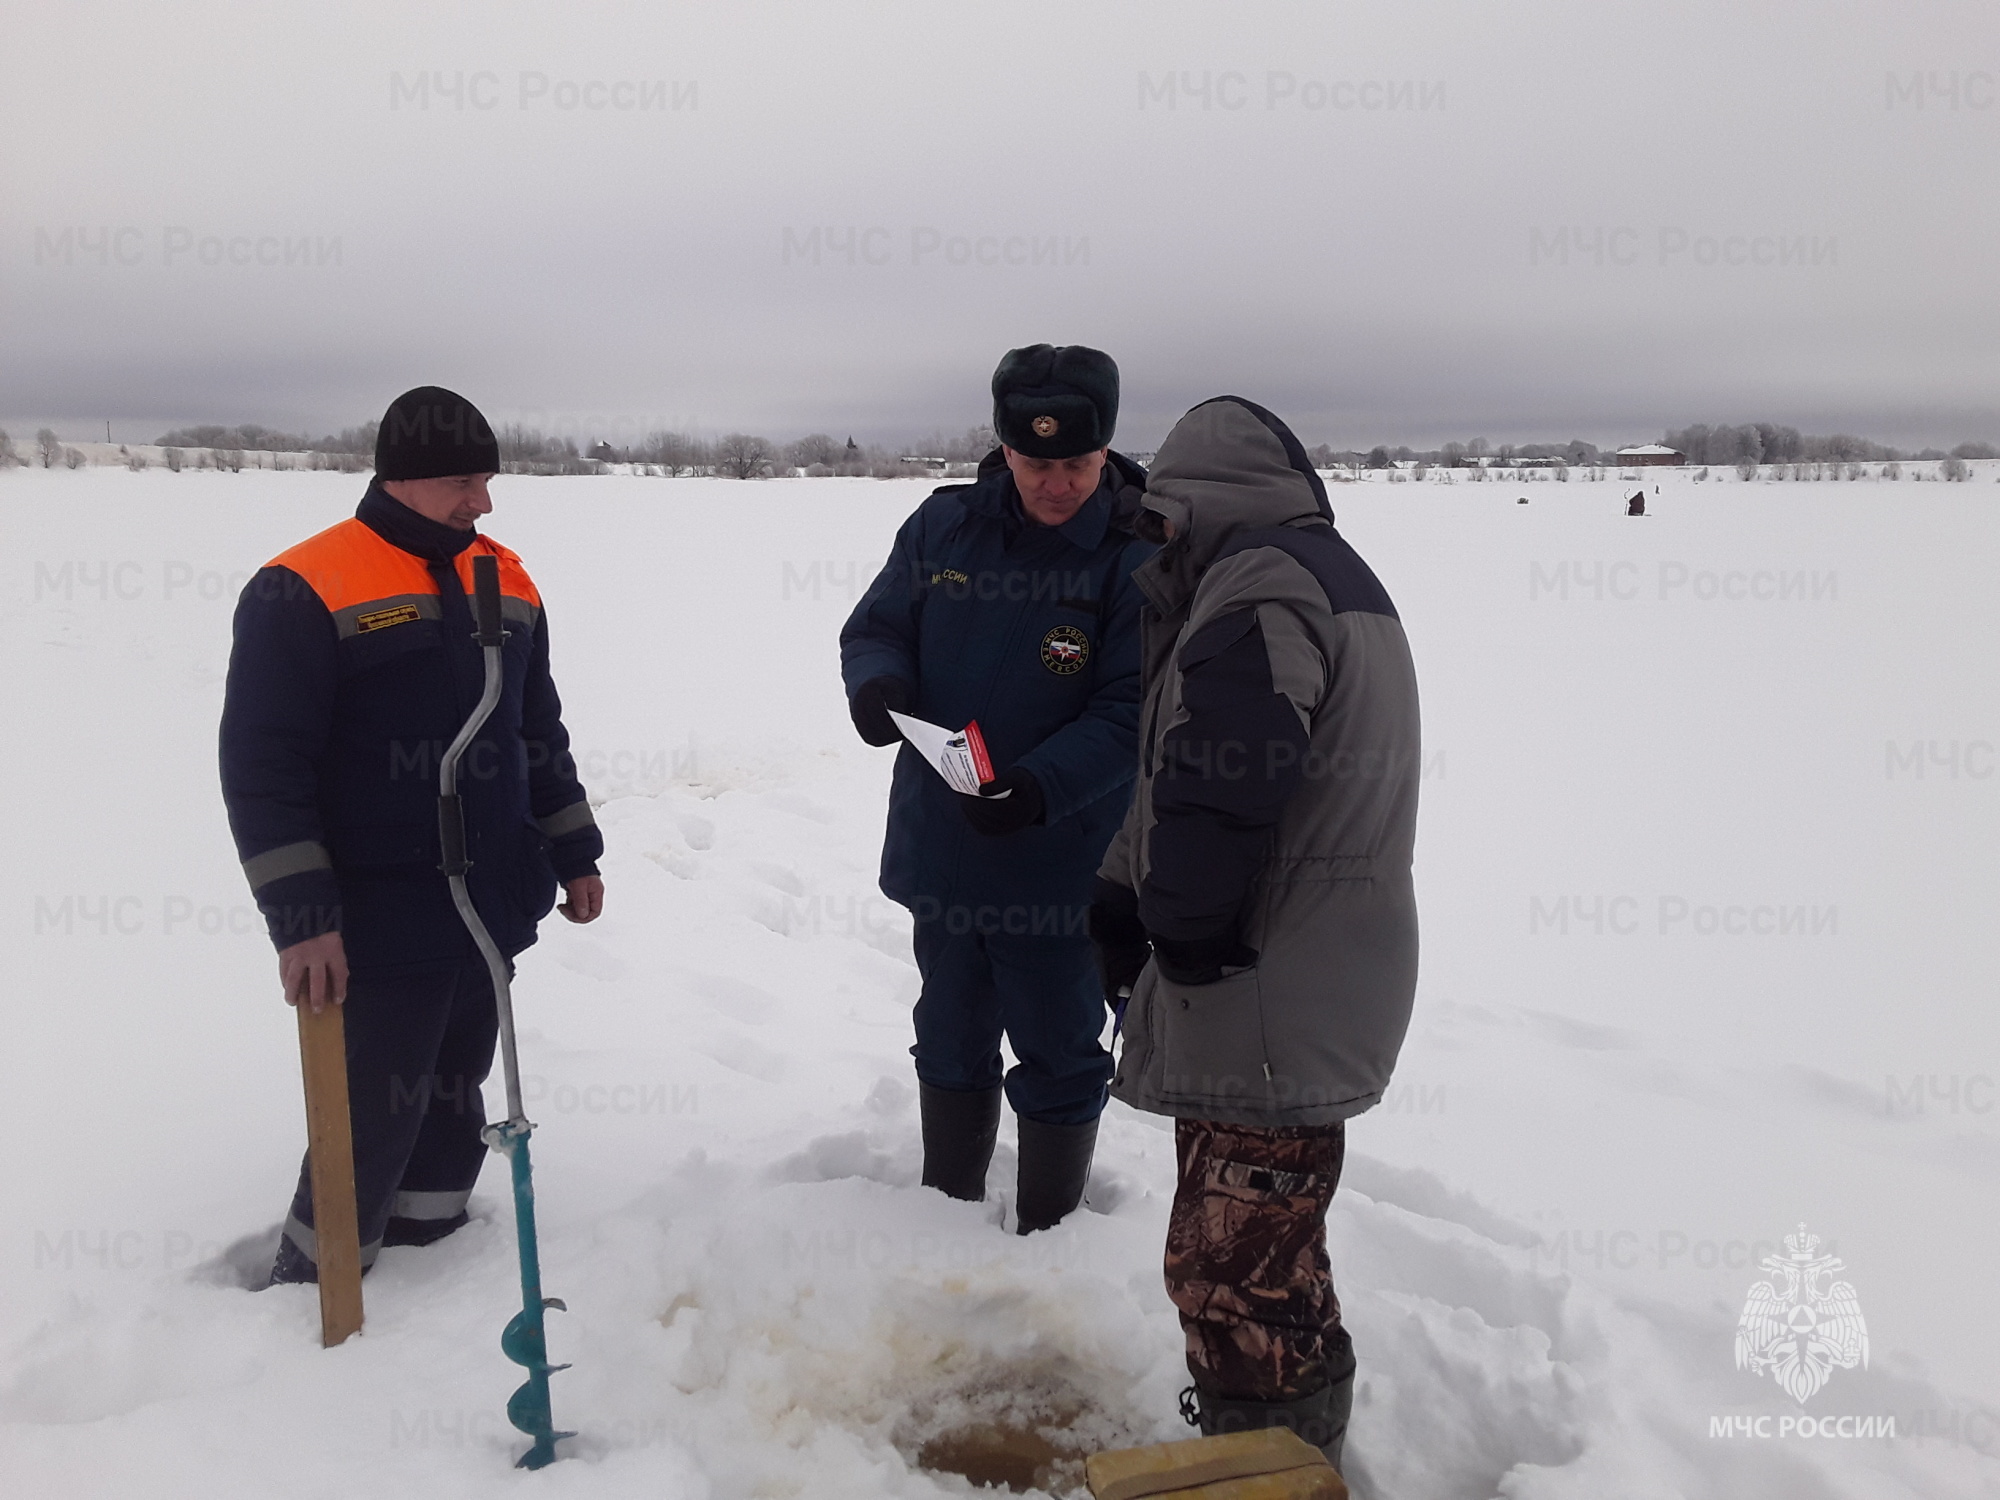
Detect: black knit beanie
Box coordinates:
(991, 345, 1118, 459)
(374, 386, 501, 479)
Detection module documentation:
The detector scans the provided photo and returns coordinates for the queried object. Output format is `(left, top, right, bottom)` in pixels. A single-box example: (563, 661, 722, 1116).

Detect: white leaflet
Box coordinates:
(887, 710, 1006, 797)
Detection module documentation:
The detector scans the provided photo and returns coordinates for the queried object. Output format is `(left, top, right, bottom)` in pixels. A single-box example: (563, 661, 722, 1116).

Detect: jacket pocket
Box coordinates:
(512, 819, 559, 927)
(336, 617, 441, 678)
(1156, 963, 1272, 1109)
(1175, 606, 1260, 672)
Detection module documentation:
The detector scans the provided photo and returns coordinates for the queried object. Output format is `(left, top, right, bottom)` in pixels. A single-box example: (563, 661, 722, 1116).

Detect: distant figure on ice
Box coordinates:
(1627, 490, 1645, 516)
(1090, 397, 1421, 1471)
(220, 386, 606, 1286)
(841, 345, 1154, 1232)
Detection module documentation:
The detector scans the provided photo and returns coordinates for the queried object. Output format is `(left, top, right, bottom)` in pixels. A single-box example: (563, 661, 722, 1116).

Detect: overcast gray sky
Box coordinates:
(4, 0, 1996, 450)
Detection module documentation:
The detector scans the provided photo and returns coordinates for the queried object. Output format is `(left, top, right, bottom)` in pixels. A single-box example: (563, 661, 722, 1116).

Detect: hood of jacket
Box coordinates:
(1136, 397, 1332, 607)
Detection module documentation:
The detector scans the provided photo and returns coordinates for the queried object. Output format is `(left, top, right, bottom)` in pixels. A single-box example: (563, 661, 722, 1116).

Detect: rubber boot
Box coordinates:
(1319, 1326, 1356, 1471)
(1321, 1364, 1353, 1473)
(267, 1232, 390, 1288)
(919, 1082, 1003, 1202)
(1014, 1114, 1098, 1234)
(267, 1234, 318, 1287)
(1182, 1381, 1345, 1465)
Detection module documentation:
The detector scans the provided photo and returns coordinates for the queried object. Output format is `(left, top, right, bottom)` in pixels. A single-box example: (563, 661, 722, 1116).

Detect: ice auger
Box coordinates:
(439, 552, 573, 1470)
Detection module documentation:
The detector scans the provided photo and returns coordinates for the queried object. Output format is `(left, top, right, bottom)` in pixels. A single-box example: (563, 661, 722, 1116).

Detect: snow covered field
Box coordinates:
(1, 465, 1994, 1498)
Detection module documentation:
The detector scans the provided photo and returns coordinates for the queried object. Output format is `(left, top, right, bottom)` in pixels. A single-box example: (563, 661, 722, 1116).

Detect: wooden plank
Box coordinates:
(296, 1001, 364, 1347)
(1087, 1429, 1345, 1500)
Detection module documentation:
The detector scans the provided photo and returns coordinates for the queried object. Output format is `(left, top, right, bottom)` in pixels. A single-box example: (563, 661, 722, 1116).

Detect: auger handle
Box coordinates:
(472, 553, 505, 647)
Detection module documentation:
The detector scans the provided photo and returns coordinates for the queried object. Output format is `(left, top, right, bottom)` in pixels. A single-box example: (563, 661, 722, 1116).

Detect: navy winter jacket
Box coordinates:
(840, 451, 1154, 922)
(219, 486, 602, 972)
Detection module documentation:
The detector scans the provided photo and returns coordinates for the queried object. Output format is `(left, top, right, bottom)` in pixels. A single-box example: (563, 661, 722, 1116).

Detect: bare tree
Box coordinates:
(36, 428, 61, 467)
(787, 432, 840, 469)
(921, 425, 998, 462)
(494, 425, 595, 475)
(497, 423, 548, 464)
(0, 429, 17, 467)
(715, 432, 774, 479)
(69, 448, 90, 469)
(163, 446, 184, 472)
(641, 430, 709, 476)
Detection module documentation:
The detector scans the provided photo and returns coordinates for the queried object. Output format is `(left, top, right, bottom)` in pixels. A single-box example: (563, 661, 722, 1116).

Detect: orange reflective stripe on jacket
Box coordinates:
(268, 518, 542, 639)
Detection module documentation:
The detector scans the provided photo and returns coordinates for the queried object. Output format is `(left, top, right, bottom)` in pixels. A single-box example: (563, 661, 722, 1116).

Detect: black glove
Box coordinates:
(1088, 879, 1150, 1006)
(1149, 932, 1258, 987)
(961, 766, 1045, 836)
(849, 676, 911, 747)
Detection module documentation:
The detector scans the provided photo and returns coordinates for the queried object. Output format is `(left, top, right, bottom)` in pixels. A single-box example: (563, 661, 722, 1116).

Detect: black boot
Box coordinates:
(1181, 1373, 1352, 1471)
(1319, 1327, 1356, 1472)
(267, 1234, 318, 1287)
(919, 1082, 1003, 1201)
(1321, 1364, 1353, 1473)
(1014, 1114, 1097, 1234)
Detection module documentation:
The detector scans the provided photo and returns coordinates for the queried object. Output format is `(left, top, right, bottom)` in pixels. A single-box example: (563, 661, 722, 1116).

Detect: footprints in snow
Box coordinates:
(686, 973, 780, 1025)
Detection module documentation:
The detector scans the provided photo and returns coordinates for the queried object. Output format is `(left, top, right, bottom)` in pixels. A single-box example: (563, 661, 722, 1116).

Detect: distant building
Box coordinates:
(1615, 444, 1685, 467)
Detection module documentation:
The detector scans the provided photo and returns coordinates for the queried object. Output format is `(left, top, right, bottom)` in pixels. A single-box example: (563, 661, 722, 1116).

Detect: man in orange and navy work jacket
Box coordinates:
(220, 385, 604, 1285)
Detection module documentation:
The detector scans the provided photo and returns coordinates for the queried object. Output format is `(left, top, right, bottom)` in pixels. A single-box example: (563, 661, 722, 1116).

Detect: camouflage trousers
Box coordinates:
(1165, 1118, 1353, 1402)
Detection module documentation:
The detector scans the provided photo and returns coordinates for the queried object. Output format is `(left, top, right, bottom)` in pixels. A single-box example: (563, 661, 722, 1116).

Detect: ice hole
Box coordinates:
(898, 1364, 1134, 1497)
(913, 1408, 1090, 1495)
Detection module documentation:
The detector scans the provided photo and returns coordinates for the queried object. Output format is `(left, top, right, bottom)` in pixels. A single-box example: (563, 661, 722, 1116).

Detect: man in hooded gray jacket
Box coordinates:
(1089, 396, 1420, 1470)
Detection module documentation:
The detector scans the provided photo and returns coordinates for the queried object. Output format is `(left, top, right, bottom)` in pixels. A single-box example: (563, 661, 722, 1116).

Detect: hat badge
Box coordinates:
(1031, 415, 1059, 438)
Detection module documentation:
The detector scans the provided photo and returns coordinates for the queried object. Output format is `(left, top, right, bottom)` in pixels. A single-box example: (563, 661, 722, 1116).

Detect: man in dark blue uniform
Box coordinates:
(841, 345, 1153, 1232)
(221, 386, 605, 1284)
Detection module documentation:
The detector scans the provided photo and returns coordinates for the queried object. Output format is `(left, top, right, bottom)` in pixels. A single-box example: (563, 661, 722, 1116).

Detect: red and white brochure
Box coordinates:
(888, 711, 1008, 797)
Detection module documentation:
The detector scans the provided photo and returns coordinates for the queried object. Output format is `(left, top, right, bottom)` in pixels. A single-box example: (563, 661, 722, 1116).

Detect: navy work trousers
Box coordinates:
(910, 922, 1111, 1126)
(280, 959, 499, 1270)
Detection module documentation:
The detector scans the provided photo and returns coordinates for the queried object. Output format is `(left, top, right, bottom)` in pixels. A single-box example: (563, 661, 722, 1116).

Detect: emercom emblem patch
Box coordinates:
(1041, 624, 1090, 675)
(355, 602, 422, 633)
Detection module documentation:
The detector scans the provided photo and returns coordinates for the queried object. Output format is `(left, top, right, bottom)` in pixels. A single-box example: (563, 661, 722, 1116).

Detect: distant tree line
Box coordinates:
(74, 418, 993, 480)
(156, 421, 378, 455)
(1306, 426, 1998, 472)
(497, 424, 595, 475)
(3, 414, 1982, 482)
(0, 427, 89, 469)
(1658, 423, 1993, 466)
(586, 423, 999, 479)
(1305, 437, 1605, 471)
